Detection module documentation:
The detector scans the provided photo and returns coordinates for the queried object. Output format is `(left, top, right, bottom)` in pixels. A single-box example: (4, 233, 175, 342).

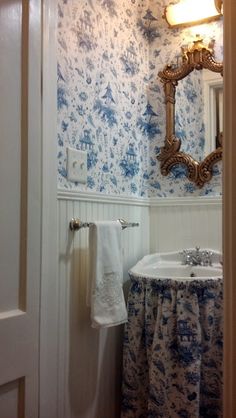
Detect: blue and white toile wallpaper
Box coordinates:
(175, 70, 205, 161)
(57, 0, 223, 197)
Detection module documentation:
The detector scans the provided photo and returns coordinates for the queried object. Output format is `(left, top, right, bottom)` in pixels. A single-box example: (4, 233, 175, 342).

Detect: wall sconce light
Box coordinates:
(164, 0, 223, 28)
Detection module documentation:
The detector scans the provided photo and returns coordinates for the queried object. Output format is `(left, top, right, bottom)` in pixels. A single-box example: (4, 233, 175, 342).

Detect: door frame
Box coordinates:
(40, 1, 58, 418)
(223, 1, 236, 416)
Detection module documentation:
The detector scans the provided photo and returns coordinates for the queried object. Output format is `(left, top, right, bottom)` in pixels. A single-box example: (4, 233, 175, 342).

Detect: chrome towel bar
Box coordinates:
(69, 218, 139, 231)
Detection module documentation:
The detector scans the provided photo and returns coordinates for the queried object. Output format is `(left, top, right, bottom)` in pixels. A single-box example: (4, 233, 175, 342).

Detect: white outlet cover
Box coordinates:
(67, 147, 87, 184)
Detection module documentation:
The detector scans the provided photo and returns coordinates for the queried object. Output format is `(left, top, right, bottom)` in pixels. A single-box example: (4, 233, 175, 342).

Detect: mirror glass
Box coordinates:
(175, 69, 223, 161)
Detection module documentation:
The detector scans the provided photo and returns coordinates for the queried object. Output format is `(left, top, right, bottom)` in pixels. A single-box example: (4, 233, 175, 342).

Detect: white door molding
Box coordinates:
(223, 1, 236, 416)
(40, 1, 58, 418)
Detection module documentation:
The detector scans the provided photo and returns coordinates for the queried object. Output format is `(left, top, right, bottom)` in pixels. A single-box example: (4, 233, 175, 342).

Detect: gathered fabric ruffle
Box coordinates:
(121, 275, 223, 418)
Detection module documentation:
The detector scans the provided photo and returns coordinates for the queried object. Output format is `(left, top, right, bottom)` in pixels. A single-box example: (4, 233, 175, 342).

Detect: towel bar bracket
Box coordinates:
(69, 219, 90, 231)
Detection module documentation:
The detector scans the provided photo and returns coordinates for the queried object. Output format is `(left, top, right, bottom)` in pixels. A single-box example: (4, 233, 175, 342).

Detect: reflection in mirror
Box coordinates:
(157, 37, 223, 188)
(175, 68, 223, 160)
(175, 70, 205, 160)
(202, 70, 223, 153)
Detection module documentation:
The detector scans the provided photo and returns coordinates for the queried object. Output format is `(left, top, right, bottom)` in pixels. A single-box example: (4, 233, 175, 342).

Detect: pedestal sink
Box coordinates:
(130, 250, 222, 280)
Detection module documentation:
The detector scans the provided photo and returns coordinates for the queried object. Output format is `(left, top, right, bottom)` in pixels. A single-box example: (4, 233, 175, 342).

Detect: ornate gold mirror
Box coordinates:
(157, 37, 223, 188)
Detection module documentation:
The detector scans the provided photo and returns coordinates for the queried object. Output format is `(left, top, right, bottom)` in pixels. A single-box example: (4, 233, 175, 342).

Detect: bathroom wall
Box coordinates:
(56, 2, 223, 417)
(58, 0, 223, 198)
(57, 0, 150, 197)
(147, 0, 223, 197)
(150, 197, 222, 252)
(57, 193, 149, 418)
(57, 4, 151, 417)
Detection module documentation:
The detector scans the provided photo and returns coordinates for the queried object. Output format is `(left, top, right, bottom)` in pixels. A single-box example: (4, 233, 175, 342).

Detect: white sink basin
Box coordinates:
(130, 251, 222, 280)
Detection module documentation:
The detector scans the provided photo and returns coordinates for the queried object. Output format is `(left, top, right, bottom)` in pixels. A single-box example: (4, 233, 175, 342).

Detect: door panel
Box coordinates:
(0, 0, 41, 416)
(0, 378, 25, 418)
(0, 0, 23, 312)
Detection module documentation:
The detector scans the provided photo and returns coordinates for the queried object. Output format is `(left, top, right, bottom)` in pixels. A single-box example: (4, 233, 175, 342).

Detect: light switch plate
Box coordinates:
(67, 147, 87, 184)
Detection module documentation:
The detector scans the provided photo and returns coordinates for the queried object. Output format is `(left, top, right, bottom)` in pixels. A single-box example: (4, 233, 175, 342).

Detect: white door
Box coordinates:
(0, 1, 41, 417)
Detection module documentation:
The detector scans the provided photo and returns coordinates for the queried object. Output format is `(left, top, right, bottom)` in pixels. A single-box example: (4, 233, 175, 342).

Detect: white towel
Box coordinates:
(88, 221, 127, 328)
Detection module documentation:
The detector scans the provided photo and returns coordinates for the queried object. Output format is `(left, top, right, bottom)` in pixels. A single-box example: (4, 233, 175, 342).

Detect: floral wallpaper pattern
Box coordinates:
(57, 0, 223, 197)
(175, 70, 205, 161)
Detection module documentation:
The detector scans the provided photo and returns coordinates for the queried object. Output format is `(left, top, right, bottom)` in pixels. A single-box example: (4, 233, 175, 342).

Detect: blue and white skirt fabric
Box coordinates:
(121, 276, 223, 418)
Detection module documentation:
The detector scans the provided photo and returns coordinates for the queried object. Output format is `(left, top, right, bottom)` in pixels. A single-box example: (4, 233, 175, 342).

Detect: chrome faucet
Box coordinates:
(180, 247, 213, 266)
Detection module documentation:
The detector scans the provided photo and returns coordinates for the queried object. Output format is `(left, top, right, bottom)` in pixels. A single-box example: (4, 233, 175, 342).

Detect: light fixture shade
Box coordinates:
(164, 0, 223, 28)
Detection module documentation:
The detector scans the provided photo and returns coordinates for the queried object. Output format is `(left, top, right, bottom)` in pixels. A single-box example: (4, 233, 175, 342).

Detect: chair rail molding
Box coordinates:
(149, 196, 222, 207)
(57, 189, 150, 206)
(58, 189, 222, 208)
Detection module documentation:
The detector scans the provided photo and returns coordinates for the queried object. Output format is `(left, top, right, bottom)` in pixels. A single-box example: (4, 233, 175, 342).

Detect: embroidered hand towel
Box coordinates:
(88, 221, 127, 328)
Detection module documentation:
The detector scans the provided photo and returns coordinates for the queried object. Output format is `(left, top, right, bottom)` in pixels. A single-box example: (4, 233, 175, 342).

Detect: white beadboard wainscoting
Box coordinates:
(57, 190, 150, 418)
(150, 197, 222, 253)
(57, 191, 222, 418)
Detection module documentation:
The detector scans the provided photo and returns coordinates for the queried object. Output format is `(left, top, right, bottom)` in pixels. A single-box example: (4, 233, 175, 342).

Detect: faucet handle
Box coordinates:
(208, 251, 213, 266)
(201, 250, 213, 266)
(201, 250, 209, 266)
(179, 250, 187, 264)
(180, 249, 193, 265)
(180, 249, 191, 265)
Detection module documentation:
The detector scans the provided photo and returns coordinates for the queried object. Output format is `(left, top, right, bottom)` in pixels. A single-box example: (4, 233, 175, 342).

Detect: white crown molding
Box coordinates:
(57, 189, 222, 207)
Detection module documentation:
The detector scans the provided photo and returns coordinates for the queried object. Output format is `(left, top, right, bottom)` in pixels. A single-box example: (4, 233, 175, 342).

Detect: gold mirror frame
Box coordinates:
(157, 37, 223, 188)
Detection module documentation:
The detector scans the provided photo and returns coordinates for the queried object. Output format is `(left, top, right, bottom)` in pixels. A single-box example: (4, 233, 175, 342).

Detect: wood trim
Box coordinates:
(39, 1, 58, 417)
(19, 0, 30, 311)
(18, 377, 25, 418)
(57, 189, 150, 206)
(58, 189, 221, 208)
(223, 1, 236, 416)
(149, 196, 222, 207)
